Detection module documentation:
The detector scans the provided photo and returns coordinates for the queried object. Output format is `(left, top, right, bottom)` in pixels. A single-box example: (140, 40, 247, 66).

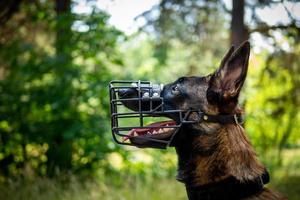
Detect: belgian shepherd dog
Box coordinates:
(119, 42, 287, 200)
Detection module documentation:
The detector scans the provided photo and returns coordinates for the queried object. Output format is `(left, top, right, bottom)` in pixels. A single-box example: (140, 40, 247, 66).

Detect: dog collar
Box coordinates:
(192, 111, 244, 125)
(167, 110, 244, 147)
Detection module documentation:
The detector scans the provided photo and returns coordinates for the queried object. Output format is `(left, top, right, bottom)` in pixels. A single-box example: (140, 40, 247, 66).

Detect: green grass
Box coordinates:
(1, 148, 300, 200)
(272, 176, 300, 200)
(0, 174, 299, 200)
(0, 176, 186, 200)
(267, 148, 300, 200)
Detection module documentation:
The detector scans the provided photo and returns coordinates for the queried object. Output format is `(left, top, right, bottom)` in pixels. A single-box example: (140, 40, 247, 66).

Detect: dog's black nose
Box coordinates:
(118, 88, 137, 98)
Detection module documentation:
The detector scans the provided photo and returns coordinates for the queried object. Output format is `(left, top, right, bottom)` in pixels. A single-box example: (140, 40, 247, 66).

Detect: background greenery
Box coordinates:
(0, 0, 299, 199)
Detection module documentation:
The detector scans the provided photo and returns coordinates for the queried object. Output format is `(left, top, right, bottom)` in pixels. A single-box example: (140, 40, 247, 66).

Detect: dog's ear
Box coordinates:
(207, 41, 250, 103)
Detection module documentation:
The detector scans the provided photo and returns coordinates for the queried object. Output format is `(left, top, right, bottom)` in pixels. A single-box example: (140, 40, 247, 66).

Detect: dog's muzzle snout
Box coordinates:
(109, 80, 185, 149)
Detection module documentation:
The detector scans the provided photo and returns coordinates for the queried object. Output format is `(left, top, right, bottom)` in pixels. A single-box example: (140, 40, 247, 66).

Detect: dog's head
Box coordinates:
(118, 41, 250, 147)
(164, 41, 250, 116)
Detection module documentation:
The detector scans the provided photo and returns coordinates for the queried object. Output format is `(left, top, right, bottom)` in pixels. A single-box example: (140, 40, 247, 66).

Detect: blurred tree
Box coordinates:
(230, 0, 248, 45)
(0, 0, 124, 177)
(0, 0, 22, 25)
(139, 0, 300, 56)
(46, 0, 73, 177)
(138, 0, 228, 74)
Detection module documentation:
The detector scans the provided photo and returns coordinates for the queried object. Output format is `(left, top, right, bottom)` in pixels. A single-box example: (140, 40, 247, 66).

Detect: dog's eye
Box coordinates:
(172, 85, 180, 94)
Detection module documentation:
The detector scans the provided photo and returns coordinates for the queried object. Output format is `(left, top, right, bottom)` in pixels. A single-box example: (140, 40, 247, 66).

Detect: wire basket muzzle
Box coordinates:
(109, 80, 183, 149)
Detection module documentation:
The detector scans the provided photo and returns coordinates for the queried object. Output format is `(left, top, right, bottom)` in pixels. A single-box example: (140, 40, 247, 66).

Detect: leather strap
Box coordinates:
(187, 110, 244, 125)
(201, 113, 243, 124)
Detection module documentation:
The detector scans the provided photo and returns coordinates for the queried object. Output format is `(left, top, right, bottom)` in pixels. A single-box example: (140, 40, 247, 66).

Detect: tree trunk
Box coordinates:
(46, 0, 73, 177)
(55, 0, 72, 61)
(230, 0, 249, 128)
(230, 0, 248, 46)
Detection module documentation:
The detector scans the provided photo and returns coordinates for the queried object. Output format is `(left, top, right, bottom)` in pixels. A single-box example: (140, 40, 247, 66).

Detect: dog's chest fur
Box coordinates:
(175, 126, 230, 186)
(174, 125, 286, 200)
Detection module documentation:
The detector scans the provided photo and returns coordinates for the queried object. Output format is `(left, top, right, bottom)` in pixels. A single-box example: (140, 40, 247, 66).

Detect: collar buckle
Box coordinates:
(233, 114, 239, 124)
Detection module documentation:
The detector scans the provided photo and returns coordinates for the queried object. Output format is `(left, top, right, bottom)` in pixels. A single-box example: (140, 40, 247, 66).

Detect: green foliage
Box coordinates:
(139, 0, 229, 72)
(0, 1, 124, 177)
(245, 42, 300, 162)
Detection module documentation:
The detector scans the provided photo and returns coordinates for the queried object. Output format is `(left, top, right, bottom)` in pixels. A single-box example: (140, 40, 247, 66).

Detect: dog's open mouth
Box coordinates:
(122, 120, 177, 146)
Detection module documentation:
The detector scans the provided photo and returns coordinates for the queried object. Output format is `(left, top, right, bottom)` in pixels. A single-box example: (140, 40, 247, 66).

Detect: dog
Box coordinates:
(118, 41, 287, 200)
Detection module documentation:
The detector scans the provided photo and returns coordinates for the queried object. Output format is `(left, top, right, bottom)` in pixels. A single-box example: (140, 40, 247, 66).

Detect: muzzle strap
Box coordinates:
(196, 112, 244, 125)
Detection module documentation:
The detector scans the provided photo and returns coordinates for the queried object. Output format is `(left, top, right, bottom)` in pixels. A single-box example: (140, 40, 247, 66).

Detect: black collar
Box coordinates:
(185, 170, 269, 200)
(196, 111, 244, 125)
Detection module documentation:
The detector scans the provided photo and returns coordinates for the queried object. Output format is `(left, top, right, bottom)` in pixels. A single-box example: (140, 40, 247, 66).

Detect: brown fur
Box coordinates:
(179, 115, 287, 199)
(192, 124, 265, 185)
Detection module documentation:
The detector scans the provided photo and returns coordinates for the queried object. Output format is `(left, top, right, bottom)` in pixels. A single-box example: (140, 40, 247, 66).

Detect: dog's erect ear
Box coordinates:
(208, 41, 250, 103)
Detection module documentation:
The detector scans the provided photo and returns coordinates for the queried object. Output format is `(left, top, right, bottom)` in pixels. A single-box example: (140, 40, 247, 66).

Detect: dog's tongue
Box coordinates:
(123, 120, 176, 141)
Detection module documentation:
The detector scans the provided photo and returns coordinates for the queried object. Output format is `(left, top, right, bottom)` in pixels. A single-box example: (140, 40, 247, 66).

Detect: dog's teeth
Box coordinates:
(162, 127, 174, 132)
(133, 131, 138, 136)
(147, 131, 151, 135)
(153, 130, 157, 135)
(158, 129, 163, 133)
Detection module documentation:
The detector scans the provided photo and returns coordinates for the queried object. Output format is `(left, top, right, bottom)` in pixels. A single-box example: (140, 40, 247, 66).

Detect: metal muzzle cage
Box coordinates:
(109, 80, 195, 149)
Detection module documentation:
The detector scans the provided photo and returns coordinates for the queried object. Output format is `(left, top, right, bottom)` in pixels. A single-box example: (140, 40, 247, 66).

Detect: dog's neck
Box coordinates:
(175, 123, 266, 199)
